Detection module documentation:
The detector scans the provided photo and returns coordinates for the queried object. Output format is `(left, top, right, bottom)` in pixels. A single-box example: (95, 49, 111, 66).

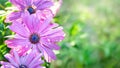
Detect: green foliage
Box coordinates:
(51, 0, 120, 68)
(0, 3, 12, 60)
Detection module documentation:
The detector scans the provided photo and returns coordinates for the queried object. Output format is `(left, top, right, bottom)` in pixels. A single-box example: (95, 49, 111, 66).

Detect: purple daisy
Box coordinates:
(6, 0, 53, 22)
(5, 14, 65, 60)
(0, 50, 44, 68)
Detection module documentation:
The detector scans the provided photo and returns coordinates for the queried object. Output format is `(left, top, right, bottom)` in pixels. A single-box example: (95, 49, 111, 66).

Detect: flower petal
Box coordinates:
(4, 54, 19, 67)
(5, 38, 29, 48)
(38, 16, 53, 33)
(29, 54, 42, 67)
(41, 38, 60, 50)
(41, 23, 59, 34)
(24, 0, 33, 6)
(43, 52, 52, 62)
(9, 21, 29, 37)
(41, 44, 56, 60)
(25, 50, 35, 65)
(9, 0, 25, 10)
(5, 12, 21, 22)
(37, 1, 53, 10)
(41, 26, 63, 36)
(48, 36, 65, 42)
(0, 61, 15, 67)
(30, 60, 44, 68)
(22, 13, 41, 33)
(13, 50, 20, 65)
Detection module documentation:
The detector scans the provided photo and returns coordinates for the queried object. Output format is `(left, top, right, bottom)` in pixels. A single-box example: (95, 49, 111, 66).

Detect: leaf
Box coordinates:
(5, 2, 12, 7)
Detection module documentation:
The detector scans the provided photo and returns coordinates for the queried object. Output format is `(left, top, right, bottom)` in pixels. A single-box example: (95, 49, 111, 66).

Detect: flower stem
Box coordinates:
(44, 60, 51, 68)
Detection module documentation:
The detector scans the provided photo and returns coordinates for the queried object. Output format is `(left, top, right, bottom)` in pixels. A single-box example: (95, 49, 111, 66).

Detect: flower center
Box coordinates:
(29, 33, 40, 44)
(19, 65, 27, 68)
(27, 7, 35, 14)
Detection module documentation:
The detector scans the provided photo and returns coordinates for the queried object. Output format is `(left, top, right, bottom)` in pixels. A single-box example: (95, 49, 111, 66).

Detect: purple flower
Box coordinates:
(5, 14, 65, 60)
(6, 0, 53, 22)
(0, 50, 44, 68)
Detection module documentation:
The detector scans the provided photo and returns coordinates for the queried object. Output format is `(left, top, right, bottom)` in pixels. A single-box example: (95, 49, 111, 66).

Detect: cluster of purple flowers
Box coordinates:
(0, 0, 65, 68)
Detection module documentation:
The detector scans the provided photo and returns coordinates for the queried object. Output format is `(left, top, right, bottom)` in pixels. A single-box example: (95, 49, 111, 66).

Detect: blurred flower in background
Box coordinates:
(1, 0, 120, 68)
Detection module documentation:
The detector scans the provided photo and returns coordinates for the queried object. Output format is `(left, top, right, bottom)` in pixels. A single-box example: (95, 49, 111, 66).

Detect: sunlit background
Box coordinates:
(0, 0, 120, 68)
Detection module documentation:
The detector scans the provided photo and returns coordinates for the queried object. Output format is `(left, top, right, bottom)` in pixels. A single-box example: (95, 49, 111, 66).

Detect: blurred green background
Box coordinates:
(1, 0, 120, 68)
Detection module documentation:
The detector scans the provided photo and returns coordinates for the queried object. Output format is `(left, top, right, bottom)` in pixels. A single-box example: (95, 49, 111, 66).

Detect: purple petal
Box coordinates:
(0, 61, 15, 67)
(24, 0, 33, 6)
(37, 44, 52, 62)
(9, 0, 25, 10)
(38, 16, 53, 33)
(25, 50, 35, 65)
(29, 54, 42, 67)
(9, 21, 30, 37)
(44, 30, 65, 42)
(5, 12, 21, 22)
(13, 50, 20, 65)
(10, 46, 29, 56)
(22, 14, 41, 33)
(4, 54, 19, 67)
(48, 36, 65, 42)
(20, 56, 26, 65)
(33, 0, 45, 8)
(33, 0, 42, 6)
(41, 38, 60, 50)
(41, 44, 56, 60)
(41, 26, 63, 36)
(5, 38, 29, 48)
(37, 1, 53, 10)
(47, 31, 65, 38)
(41, 23, 59, 34)
(30, 61, 44, 68)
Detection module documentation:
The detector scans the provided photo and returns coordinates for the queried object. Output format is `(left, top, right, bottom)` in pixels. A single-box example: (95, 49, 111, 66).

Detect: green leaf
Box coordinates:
(5, 2, 12, 7)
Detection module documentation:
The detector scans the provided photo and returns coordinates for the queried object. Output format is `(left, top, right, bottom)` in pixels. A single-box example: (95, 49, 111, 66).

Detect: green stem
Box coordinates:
(44, 59, 51, 68)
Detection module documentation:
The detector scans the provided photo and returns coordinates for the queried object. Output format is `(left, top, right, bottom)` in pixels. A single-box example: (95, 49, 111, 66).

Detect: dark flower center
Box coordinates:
(29, 33, 40, 44)
(27, 7, 35, 14)
(19, 65, 27, 68)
